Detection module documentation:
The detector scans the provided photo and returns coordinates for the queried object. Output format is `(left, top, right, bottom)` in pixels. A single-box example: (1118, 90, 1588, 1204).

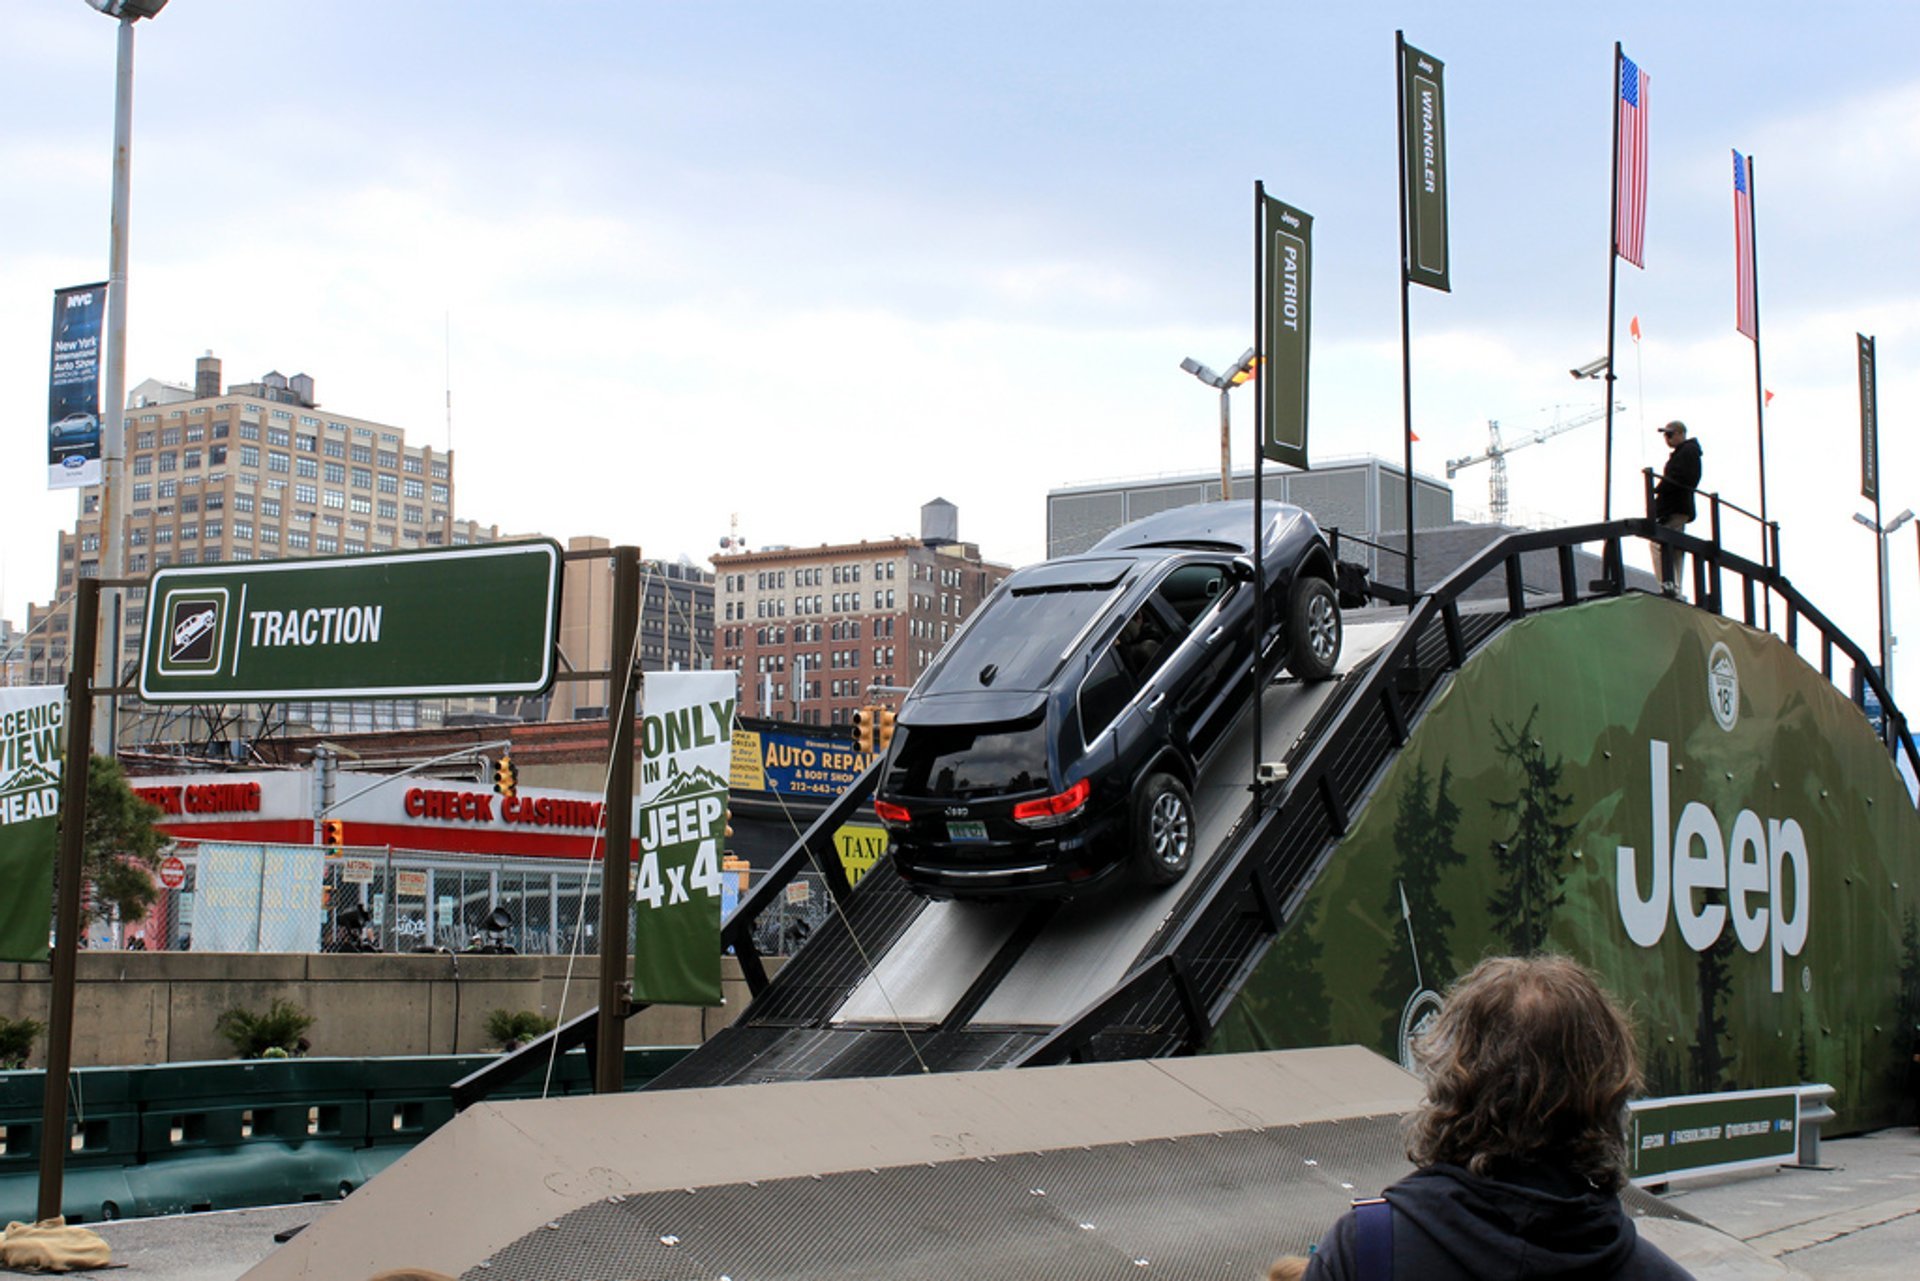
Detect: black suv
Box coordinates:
(873, 500, 1341, 900)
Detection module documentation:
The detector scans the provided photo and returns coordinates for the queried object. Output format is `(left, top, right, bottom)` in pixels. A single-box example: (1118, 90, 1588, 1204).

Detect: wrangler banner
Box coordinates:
(0, 686, 65, 961)
(632, 671, 736, 1006)
(47, 283, 106, 491)
(1399, 37, 1450, 292)
(1212, 595, 1920, 1133)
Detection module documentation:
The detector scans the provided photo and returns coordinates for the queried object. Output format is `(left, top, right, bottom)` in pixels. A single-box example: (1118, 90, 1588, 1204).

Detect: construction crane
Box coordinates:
(1444, 403, 1623, 525)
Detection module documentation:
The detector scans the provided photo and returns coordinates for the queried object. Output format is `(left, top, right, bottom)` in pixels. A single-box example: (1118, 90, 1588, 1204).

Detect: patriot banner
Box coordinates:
(0, 686, 65, 962)
(1733, 151, 1758, 340)
(1615, 51, 1649, 268)
(631, 670, 736, 1006)
(48, 283, 107, 491)
(1400, 39, 1450, 292)
(1260, 195, 1313, 469)
(1858, 333, 1878, 503)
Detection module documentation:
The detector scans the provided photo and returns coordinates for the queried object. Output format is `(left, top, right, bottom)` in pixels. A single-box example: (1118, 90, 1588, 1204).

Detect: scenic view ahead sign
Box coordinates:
(138, 541, 563, 702)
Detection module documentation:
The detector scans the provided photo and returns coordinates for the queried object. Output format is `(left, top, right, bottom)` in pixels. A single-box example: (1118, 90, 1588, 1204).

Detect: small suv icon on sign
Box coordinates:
(157, 590, 228, 674)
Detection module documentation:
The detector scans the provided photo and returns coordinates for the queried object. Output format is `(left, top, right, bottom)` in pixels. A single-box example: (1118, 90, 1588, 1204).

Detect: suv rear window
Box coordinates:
(921, 585, 1121, 694)
(883, 716, 1050, 799)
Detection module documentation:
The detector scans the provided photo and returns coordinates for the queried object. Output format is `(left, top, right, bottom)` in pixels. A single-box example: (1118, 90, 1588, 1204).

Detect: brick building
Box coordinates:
(713, 499, 1011, 725)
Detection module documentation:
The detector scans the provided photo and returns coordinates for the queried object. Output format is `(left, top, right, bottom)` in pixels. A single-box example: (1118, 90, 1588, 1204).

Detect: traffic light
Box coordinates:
(853, 706, 875, 753)
(321, 818, 344, 854)
(875, 707, 897, 752)
(493, 750, 518, 799)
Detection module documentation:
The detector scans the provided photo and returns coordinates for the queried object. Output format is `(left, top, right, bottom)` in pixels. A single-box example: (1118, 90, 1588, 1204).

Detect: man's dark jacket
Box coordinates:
(1654, 438, 1703, 522)
(1302, 1161, 1692, 1280)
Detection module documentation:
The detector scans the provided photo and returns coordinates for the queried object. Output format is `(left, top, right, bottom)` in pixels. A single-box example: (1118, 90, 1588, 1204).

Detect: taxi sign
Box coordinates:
(138, 542, 562, 702)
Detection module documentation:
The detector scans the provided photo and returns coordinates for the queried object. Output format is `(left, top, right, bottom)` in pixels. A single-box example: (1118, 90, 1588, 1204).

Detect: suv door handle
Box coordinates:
(1204, 627, 1225, 645)
(1147, 691, 1167, 712)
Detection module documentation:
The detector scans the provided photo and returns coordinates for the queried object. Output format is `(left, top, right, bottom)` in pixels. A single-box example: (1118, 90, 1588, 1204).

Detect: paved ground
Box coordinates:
(74, 1128, 1920, 1280)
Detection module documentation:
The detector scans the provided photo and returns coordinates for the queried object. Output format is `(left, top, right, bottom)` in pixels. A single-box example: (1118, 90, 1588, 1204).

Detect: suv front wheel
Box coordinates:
(1285, 577, 1341, 681)
(1130, 772, 1194, 887)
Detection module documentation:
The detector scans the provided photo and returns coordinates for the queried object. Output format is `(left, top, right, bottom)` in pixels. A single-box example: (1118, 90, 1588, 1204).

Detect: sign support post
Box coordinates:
(595, 546, 641, 1091)
(38, 577, 99, 1221)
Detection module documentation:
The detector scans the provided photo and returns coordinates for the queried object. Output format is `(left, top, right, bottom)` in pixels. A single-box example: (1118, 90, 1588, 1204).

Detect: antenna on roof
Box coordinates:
(443, 310, 454, 453)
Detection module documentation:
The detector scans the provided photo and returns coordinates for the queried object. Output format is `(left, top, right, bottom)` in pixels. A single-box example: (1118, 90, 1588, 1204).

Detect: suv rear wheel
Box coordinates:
(1286, 577, 1341, 681)
(1130, 772, 1194, 887)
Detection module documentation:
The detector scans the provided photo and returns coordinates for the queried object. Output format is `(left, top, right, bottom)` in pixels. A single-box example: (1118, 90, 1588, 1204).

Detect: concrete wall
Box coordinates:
(0, 953, 769, 1068)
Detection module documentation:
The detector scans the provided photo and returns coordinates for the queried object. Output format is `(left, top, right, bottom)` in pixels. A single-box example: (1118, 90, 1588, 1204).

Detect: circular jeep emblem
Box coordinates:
(1396, 988, 1444, 1070)
(1708, 642, 1739, 732)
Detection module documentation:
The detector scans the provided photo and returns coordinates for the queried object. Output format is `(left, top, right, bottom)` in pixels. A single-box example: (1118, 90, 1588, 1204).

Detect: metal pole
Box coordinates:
(1218, 386, 1231, 502)
(1603, 43, 1622, 523)
(1396, 30, 1417, 609)
(1747, 156, 1771, 631)
(39, 577, 100, 1221)
(1252, 183, 1266, 788)
(595, 545, 641, 1090)
(93, 17, 137, 756)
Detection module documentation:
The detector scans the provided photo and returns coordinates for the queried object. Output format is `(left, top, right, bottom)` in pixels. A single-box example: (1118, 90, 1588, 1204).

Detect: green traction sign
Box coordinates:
(138, 542, 563, 702)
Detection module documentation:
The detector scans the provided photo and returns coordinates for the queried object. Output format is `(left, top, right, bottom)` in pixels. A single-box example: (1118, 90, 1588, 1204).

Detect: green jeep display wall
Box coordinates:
(1213, 594, 1920, 1133)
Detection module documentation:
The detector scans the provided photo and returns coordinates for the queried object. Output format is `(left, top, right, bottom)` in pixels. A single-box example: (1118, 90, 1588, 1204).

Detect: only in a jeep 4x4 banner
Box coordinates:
(632, 671, 737, 1006)
(0, 686, 64, 962)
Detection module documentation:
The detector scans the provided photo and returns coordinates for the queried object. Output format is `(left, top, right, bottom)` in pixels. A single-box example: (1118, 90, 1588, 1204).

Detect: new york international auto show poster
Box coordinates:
(0, 686, 64, 962)
(47, 282, 107, 490)
(632, 671, 736, 1006)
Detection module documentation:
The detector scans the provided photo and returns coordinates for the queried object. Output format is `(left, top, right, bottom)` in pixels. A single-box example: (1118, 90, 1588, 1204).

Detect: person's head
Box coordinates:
(1406, 954, 1641, 1191)
(1661, 420, 1688, 446)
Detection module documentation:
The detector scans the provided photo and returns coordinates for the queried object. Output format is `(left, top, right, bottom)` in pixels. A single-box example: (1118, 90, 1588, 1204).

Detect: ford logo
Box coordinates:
(61, 455, 86, 470)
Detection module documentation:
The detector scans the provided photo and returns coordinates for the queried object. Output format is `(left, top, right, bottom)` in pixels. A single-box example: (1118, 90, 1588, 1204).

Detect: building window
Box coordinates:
(160, 428, 180, 446)
(158, 452, 176, 472)
(351, 467, 371, 489)
(297, 458, 319, 479)
(267, 427, 290, 447)
(262, 498, 281, 519)
(203, 521, 222, 540)
(378, 474, 398, 494)
(261, 526, 280, 545)
(268, 452, 290, 474)
(404, 506, 423, 524)
(131, 482, 151, 503)
(132, 456, 153, 476)
(404, 479, 424, 499)
(239, 421, 260, 441)
(297, 433, 318, 452)
(323, 490, 345, 509)
(294, 483, 318, 505)
(288, 531, 310, 550)
(182, 448, 202, 469)
(403, 456, 423, 475)
(240, 445, 260, 468)
(377, 500, 397, 519)
(323, 462, 345, 485)
(158, 479, 176, 499)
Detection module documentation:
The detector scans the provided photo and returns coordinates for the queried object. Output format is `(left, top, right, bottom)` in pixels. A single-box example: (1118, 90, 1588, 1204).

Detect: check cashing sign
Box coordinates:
(138, 542, 563, 701)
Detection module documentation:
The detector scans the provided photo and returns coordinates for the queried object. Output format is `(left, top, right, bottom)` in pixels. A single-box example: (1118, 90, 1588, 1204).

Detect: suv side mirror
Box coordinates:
(1228, 555, 1257, 583)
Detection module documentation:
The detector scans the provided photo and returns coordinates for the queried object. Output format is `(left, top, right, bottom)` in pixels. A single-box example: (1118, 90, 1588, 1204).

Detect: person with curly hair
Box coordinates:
(1301, 954, 1691, 1279)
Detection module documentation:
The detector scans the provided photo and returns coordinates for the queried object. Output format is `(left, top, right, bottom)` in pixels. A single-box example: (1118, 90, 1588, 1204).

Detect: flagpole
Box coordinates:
(1748, 156, 1771, 615)
(1603, 42, 1623, 522)
(1396, 31, 1417, 607)
(1252, 181, 1267, 790)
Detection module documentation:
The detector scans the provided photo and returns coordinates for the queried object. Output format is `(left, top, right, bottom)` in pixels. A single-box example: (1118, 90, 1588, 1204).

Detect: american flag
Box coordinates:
(1733, 150, 1758, 340)
(1615, 52, 1649, 268)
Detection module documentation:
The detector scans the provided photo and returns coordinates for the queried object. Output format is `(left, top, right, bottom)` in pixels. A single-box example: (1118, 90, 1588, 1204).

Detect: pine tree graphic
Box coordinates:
(1373, 760, 1465, 1048)
(1485, 707, 1574, 956)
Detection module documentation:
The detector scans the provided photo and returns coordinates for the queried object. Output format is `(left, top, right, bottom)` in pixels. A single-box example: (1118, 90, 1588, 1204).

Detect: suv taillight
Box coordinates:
(873, 799, 911, 825)
(1012, 778, 1090, 826)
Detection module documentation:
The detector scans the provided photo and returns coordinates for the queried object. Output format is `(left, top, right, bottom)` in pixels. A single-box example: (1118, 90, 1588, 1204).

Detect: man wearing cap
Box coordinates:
(1653, 421, 1702, 597)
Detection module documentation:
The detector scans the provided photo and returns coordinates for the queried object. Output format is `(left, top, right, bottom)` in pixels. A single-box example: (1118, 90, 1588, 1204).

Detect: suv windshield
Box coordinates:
(883, 716, 1050, 799)
(922, 571, 1127, 694)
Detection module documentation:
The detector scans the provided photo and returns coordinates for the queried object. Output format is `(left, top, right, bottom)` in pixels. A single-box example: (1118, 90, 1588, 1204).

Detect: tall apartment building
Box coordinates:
(713, 500, 1011, 726)
(23, 354, 456, 728)
(547, 537, 716, 721)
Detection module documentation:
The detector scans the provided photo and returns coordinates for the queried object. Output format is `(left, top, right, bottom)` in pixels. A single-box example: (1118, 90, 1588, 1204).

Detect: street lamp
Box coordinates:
(80, 0, 168, 754)
(1179, 348, 1258, 501)
(1853, 507, 1914, 699)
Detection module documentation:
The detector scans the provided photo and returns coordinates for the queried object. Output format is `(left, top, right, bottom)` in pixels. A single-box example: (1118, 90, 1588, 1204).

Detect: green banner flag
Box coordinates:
(0, 686, 65, 962)
(1399, 38, 1450, 292)
(1260, 195, 1313, 469)
(631, 671, 737, 1006)
(1858, 333, 1878, 503)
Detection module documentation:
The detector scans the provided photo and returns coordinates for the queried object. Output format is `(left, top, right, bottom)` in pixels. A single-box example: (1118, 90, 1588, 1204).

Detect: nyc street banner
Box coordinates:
(1260, 195, 1313, 469)
(1399, 39, 1450, 292)
(632, 671, 736, 1006)
(48, 283, 107, 491)
(0, 686, 65, 962)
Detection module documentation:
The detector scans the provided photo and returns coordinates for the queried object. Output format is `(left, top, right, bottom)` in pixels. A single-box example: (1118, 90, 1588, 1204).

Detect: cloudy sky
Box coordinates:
(2, 1, 1915, 693)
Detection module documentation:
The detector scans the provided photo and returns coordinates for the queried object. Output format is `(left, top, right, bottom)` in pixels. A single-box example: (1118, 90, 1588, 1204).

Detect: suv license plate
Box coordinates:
(946, 820, 988, 842)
